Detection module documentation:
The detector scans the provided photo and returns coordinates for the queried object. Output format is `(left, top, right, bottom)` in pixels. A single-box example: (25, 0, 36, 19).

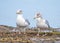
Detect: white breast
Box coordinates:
(36, 18, 48, 28)
(16, 15, 28, 26)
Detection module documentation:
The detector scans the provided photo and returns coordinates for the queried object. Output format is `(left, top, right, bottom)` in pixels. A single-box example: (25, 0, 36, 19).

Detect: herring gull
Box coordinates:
(34, 12, 50, 36)
(16, 9, 30, 34)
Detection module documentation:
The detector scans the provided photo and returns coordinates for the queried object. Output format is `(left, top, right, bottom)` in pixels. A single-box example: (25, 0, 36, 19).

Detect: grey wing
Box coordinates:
(45, 20, 50, 28)
(25, 19, 30, 25)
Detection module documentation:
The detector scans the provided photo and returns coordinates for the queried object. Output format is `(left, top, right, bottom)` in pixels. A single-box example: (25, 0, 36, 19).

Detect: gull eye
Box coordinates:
(36, 12, 40, 16)
(20, 10, 22, 12)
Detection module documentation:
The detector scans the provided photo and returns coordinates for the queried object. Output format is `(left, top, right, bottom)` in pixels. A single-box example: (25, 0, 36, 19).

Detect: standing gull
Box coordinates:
(16, 9, 30, 34)
(34, 12, 50, 36)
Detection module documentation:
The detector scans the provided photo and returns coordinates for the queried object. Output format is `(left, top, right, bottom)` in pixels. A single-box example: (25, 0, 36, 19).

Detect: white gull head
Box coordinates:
(16, 9, 23, 14)
(34, 12, 42, 19)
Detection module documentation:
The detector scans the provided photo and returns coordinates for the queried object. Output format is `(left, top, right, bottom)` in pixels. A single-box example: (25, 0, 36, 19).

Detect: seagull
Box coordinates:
(16, 9, 30, 34)
(34, 12, 50, 36)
